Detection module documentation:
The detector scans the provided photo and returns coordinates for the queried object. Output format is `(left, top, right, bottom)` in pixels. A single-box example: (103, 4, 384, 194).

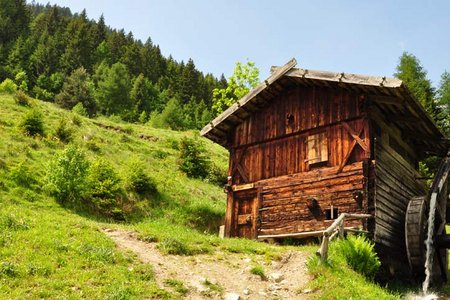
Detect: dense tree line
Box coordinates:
(0, 0, 227, 128)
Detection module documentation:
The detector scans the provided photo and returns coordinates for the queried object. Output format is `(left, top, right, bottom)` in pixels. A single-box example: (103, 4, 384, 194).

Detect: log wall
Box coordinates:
(257, 162, 367, 236)
(226, 85, 371, 238)
(374, 140, 427, 262)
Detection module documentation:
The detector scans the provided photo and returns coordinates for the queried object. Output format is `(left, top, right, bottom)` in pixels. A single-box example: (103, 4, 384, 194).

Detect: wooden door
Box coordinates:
(233, 189, 258, 238)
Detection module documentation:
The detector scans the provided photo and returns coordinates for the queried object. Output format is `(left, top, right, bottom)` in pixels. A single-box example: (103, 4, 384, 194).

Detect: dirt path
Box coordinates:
(103, 229, 312, 299)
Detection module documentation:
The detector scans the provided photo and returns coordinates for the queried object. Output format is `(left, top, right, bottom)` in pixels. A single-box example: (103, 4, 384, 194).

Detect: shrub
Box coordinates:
(14, 71, 28, 92)
(72, 102, 88, 117)
(13, 90, 30, 106)
(0, 262, 19, 277)
(178, 137, 210, 179)
(8, 161, 37, 188)
(70, 113, 82, 126)
(150, 98, 186, 130)
(0, 78, 18, 94)
(333, 235, 381, 278)
(46, 146, 89, 204)
(125, 160, 157, 195)
(32, 86, 53, 101)
(19, 109, 45, 136)
(87, 159, 122, 216)
(206, 163, 228, 186)
(53, 118, 73, 143)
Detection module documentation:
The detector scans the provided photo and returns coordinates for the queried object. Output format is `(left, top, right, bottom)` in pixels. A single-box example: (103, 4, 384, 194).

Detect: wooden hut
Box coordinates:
(200, 58, 447, 270)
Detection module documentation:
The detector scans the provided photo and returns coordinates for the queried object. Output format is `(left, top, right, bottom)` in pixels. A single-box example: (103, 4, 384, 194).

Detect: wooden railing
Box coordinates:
(316, 213, 373, 261)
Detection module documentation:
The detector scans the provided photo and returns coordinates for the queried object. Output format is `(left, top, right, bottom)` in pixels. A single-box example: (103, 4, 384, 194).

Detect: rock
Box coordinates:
(243, 289, 250, 295)
(279, 279, 288, 285)
(269, 272, 284, 283)
(302, 288, 313, 294)
(258, 291, 267, 297)
(243, 258, 251, 263)
(268, 284, 280, 291)
(224, 292, 240, 300)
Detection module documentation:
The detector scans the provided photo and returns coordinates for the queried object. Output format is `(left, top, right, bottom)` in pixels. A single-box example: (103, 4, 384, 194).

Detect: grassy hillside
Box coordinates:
(0, 93, 405, 299)
(0, 93, 284, 298)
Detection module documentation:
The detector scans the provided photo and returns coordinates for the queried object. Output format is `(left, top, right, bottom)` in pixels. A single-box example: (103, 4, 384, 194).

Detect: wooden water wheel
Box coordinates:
(405, 156, 450, 287)
(405, 196, 428, 275)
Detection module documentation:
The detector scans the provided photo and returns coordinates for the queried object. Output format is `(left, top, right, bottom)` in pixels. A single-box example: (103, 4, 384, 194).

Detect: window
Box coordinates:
(307, 132, 328, 165)
(325, 207, 339, 220)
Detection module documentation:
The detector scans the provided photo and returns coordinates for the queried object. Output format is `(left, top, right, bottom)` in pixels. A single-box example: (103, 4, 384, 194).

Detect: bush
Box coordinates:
(206, 163, 228, 186)
(32, 86, 53, 101)
(333, 235, 381, 278)
(0, 78, 18, 94)
(72, 102, 88, 117)
(14, 71, 28, 92)
(178, 137, 210, 179)
(13, 90, 30, 106)
(46, 146, 89, 204)
(8, 161, 37, 188)
(53, 118, 73, 143)
(126, 160, 157, 195)
(87, 159, 123, 216)
(19, 109, 45, 136)
(150, 98, 186, 130)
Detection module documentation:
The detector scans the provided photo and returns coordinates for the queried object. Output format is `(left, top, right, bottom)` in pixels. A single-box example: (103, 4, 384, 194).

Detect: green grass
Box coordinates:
(250, 265, 266, 280)
(306, 240, 400, 300)
(164, 278, 189, 296)
(0, 93, 288, 298)
(0, 93, 439, 299)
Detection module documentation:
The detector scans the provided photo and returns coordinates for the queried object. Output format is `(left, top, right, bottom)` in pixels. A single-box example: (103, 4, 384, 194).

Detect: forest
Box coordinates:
(0, 0, 231, 130)
(2, 1, 450, 138)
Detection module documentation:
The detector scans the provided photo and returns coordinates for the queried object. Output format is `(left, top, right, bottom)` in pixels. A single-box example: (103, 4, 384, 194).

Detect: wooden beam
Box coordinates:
(338, 126, 365, 173)
(370, 95, 404, 106)
(342, 122, 368, 152)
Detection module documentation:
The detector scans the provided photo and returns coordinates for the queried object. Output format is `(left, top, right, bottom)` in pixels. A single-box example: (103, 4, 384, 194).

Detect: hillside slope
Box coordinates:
(0, 94, 306, 298)
(0, 94, 406, 299)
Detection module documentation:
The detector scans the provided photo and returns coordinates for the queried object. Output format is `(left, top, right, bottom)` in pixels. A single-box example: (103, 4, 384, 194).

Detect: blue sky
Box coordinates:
(36, 1, 450, 86)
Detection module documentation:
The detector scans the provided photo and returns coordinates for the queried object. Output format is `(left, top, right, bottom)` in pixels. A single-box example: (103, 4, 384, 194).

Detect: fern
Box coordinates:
(334, 235, 381, 278)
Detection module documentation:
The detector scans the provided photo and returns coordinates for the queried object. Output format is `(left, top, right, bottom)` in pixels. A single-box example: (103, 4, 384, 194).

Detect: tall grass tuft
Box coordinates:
(334, 235, 381, 279)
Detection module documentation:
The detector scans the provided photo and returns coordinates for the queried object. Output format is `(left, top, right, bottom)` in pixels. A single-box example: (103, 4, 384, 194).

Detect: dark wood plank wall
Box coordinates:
(374, 139, 427, 261)
(232, 85, 363, 147)
(233, 119, 366, 184)
(230, 85, 367, 185)
(226, 85, 372, 237)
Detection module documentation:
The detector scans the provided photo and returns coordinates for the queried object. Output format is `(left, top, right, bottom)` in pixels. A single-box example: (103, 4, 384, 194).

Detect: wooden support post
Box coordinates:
(316, 213, 373, 261)
(339, 220, 345, 238)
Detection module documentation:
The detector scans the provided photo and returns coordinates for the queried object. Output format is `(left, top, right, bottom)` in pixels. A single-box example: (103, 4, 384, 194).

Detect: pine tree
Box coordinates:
(0, 0, 30, 45)
(106, 29, 127, 64)
(60, 12, 93, 73)
(121, 42, 143, 76)
(394, 52, 439, 121)
(56, 67, 96, 115)
(179, 58, 200, 103)
(94, 62, 132, 116)
(436, 71, 450, 134)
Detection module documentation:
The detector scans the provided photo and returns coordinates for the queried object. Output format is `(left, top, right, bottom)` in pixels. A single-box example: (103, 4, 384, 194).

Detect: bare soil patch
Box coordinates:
(103, 229, 312, 299)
